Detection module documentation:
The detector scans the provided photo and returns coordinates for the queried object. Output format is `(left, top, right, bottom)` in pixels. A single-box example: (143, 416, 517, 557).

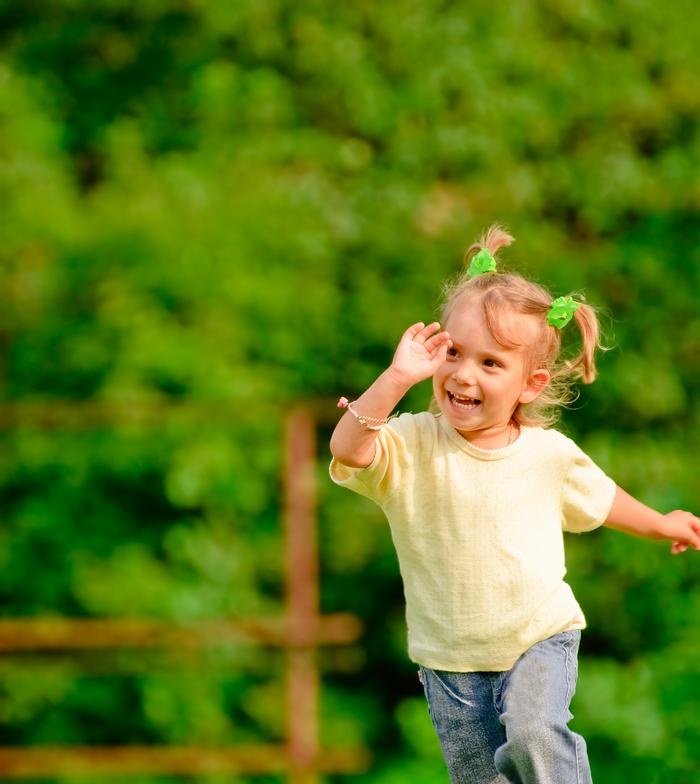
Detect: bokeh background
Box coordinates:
(2, 0, 700, 782)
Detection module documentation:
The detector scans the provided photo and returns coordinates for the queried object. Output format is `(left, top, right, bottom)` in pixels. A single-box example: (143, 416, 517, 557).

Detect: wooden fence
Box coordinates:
(0, 403, 369, 782)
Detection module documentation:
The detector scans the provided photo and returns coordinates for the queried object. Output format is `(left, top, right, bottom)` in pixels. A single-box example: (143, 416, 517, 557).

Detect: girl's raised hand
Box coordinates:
(389, 322, 452, 387)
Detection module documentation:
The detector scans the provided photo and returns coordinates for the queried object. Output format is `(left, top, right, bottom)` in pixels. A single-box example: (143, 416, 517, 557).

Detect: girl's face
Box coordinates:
(432, 297, 549, 448)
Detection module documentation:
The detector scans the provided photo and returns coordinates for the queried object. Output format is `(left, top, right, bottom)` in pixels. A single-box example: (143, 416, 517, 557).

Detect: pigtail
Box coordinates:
(552, 302, 603, 385)
(464, 224, 514, 265)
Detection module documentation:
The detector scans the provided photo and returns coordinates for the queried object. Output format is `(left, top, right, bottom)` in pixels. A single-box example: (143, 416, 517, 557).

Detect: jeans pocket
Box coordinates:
(417, 667, 437, 724)
(540, 630, 580, 710)
(421, 668, 484, 725)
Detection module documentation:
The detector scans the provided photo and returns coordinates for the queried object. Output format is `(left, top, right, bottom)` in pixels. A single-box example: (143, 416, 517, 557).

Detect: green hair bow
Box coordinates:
(466, 248, 497, 277)
(547, 296, 580, 329)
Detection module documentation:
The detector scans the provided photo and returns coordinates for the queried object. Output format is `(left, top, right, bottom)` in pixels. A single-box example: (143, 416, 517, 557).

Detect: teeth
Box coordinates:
(449, 392, 480, 409)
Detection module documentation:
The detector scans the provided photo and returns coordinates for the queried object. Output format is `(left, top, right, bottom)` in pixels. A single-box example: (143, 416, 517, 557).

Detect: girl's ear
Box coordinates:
(519, 369, 550, 404)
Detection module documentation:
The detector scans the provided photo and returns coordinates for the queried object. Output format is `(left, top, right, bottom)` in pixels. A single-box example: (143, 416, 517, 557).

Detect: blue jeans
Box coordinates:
(419, 630, 592, 784)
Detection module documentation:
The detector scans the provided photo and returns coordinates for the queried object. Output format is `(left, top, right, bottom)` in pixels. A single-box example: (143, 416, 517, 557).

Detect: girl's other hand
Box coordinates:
(665, 509, 700, 555)
(389, 322, 452, 388)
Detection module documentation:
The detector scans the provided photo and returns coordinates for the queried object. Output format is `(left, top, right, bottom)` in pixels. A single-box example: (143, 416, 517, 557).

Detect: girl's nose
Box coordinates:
(452, 362, 476, 386)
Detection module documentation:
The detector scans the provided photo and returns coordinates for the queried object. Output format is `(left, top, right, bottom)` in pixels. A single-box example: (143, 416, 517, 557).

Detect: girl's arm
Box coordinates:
(329, 322, 451, 468)
(605, 486, 700, 554)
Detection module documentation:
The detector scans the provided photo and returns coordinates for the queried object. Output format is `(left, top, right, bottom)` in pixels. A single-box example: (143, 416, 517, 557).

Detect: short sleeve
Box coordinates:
(561, 445, 617, 533)
(329, 413, 416, 506)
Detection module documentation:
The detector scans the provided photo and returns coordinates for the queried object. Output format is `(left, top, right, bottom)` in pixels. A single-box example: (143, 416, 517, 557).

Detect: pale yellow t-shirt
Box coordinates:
(329, 412, 616, 672)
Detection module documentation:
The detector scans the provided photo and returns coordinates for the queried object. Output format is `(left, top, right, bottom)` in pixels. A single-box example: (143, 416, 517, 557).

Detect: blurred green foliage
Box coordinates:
(1, 0, 700, 781)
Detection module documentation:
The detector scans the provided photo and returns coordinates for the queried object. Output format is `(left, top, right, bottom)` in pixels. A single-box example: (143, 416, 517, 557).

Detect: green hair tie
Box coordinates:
(467, 248, 497, 277)
(547, 296, 580, 329)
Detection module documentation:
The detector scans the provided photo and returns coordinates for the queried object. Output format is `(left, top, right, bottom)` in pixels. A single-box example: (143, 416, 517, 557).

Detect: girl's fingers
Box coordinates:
(402, 321, 442, 345)
(685, 519, 700, 549)
(416, 322, 441, 337)
(403, 322, 426, 340)
(424, 331, 451, 353)
(417, 322, 445, 343)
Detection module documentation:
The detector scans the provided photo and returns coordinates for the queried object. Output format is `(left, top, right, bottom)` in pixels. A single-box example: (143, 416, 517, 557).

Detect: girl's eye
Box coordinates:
(483, 358, 500, 368)
(446, 347, 459, 358)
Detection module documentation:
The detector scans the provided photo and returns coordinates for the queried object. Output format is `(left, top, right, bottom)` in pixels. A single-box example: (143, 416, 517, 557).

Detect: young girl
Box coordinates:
(329, 226, 700, 784)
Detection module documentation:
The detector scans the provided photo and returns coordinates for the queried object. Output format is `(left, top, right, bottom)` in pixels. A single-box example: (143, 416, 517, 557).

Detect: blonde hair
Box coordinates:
(439, 225, 603, 428)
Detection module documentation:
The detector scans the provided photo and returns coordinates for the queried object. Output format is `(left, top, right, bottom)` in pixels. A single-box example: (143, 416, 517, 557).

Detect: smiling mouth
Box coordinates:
(447, 391, 481, 410)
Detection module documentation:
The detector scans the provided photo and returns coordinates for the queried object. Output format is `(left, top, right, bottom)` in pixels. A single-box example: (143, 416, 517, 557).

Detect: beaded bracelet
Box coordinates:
(337, 397, 391, 430)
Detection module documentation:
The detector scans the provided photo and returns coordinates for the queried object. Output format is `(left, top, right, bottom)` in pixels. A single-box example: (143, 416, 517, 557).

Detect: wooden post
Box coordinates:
(284, 409, 320, 784)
